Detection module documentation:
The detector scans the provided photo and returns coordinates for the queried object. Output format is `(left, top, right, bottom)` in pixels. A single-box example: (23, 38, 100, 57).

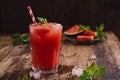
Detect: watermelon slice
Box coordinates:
(64, 25, 83, 35)
(83, 30, 97, 37)
(76, 35, 94, 41)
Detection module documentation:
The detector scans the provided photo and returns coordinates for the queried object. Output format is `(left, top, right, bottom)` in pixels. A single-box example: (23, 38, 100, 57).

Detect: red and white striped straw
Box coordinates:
(27, 6, 37, 24)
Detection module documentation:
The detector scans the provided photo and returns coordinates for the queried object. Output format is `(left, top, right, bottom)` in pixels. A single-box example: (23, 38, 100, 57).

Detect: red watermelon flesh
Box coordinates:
(76, 35, 94, 41)
(83, 30, 97, 36)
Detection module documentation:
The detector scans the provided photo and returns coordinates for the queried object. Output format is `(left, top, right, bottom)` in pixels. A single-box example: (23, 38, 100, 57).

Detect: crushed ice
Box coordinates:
(91, 55, 96, 59)
(72, 66, 83, 77)
(30, 67, 41, 79)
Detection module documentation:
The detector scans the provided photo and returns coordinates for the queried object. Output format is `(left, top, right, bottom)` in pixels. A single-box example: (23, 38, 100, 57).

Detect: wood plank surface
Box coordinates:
(0, 32, 120, 80)
(93, 32, 120, 80)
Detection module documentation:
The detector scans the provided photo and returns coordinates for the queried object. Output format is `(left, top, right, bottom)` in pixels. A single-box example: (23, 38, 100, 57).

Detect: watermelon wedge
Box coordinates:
(64, 25, 83, 35)
(83, 30, 97, 37)
(76, 35, 94, 41)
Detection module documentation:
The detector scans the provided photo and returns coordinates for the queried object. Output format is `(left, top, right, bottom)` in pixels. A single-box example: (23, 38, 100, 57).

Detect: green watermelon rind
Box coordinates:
(64, 30, 83, 35)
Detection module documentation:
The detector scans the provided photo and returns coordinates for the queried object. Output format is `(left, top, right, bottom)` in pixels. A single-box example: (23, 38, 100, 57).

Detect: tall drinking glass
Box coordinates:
(29, 23, 62, 74)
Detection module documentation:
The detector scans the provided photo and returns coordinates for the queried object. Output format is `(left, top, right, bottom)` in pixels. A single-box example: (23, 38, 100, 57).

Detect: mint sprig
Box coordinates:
(10, 33, 21, 39)
(80, 62, 106, 80)
(37, 17, 47, 24)
(96, 24, 106, 39)
(10, 33, 30, 46)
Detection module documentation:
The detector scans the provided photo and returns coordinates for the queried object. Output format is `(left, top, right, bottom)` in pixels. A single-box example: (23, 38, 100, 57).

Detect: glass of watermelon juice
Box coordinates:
(29, 23, 62, 74)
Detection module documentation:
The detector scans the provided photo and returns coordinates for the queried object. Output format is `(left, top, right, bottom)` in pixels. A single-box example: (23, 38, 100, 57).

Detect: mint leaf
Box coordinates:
(80, 71, 93, 80)
(13, 38, 21, 45)
(11, 33, 30, 46)
(79, 24, 91, 30)
(95, 67, 106, 77)
(10, 33, 21, 39)
(85, 62, 97, 75)
(96, 24, 106, 39)
(20, 33, 30, 43)
(99, 24, 104, 31)
(22, 75, 29, 80)
(37, 17, 47, 24)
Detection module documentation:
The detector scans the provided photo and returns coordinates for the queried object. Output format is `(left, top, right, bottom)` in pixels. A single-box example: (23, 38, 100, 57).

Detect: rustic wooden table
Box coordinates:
(0, 32, 120, 80)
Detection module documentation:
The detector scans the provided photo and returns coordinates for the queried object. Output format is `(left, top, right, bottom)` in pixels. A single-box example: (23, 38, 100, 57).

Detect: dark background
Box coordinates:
(0, 0, 120, 38)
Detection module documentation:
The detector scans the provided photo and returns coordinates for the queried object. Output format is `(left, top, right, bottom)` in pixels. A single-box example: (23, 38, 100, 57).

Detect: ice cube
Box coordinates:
(91, 55, 96, 59)
(72, 66, 83, 77)
(32, 71, 41, 79)
(30, 68, 41, 79)
(30, 71, 33, 77)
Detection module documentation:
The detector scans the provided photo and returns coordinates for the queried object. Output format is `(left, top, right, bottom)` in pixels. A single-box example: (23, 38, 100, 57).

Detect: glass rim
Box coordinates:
(29, 22, 63, 28)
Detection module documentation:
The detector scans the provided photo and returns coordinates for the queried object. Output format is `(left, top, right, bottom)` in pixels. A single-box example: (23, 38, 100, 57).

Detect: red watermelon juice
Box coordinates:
(29, 23, 62, 73)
